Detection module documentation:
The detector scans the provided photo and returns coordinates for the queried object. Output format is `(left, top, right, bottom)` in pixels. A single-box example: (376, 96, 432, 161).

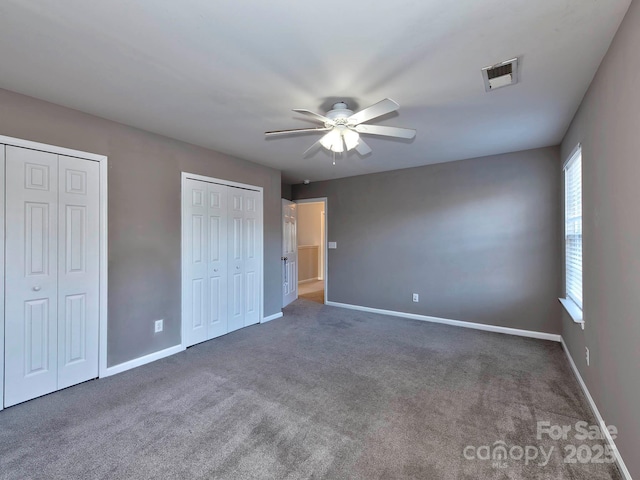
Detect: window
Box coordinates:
(564, 146, 583, 312)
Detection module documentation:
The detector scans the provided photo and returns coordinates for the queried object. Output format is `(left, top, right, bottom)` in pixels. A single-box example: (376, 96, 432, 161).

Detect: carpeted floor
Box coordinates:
(298, 290, 324, 304)
(298, 280, 324, 304)
(0, 300, 621, 479)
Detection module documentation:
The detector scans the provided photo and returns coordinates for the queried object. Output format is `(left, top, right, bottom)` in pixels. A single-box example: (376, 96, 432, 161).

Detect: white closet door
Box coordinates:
(183, 177, 262, 344)
(0, 146, 5, 410)
(57, 155, 100, 389)
(228, 189, 245, 333)
(227, 188, 262, 331)
(184, 179, 209, 346)
(243, 189, 261, 327)
(5, 146, 59, 407)
(183, 179, 230, 346)
(206, 183, 228, 339)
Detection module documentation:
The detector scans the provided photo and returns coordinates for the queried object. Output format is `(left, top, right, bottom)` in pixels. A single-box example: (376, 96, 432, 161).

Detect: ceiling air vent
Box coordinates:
(482, 57, 519, 92)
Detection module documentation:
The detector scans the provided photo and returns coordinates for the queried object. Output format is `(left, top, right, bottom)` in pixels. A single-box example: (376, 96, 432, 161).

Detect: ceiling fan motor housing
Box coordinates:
(325, 102, 354, 125)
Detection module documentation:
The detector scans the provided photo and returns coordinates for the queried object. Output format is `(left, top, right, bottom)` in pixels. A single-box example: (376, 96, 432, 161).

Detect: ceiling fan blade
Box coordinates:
(355, 138, 372, 156)
(292, 109, 336, 126)
(354, 124, 416, 139)
(303, 137, 325, 157)
(265, 127, 331, 137)
(347, 98, 400, 125)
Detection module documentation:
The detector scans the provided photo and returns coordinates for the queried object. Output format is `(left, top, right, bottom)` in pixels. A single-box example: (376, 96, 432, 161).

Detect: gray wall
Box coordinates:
(0, 88, 282, 367)
(294, 147, 562, 333)
(281, 182, 292, 201)
(560, 0, 640, 475)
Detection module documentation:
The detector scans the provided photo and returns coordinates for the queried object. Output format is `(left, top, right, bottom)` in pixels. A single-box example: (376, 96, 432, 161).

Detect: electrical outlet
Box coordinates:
(585, 347, 590, 366)
(412, 293, 419, 302)
(154, 319, 163, 333)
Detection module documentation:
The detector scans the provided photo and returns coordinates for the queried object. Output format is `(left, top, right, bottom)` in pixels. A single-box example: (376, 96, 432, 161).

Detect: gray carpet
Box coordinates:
(0, 300, 621, 479)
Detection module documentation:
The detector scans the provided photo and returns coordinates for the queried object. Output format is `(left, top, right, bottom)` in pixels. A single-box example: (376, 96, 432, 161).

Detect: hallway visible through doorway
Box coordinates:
(297, 200, 326, 304)
(298, 280, 324, 304)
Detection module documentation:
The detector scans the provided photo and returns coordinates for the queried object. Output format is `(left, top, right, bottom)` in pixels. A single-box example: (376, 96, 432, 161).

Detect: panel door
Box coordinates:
(0, 146, 5, 410)
(243, 190, 261, 327)
(57, 155, 100, 389)
(183, 179, 209, 347)
(282, 199, 297, 307)
(206, 183, 228, 339)
(227, 189, 245, 333)
(5, 146, 59, 407)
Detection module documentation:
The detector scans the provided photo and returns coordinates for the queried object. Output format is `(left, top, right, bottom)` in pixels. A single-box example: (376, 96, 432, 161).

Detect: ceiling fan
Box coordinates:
(265, 98, 416, 157)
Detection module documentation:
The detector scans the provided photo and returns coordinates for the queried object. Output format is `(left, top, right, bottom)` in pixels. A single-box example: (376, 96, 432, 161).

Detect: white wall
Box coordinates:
(297, 202, 325, 282)
(297, 203, 323, 246)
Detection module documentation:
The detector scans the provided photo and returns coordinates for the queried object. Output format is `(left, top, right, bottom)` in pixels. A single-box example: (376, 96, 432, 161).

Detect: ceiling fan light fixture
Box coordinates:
(320, 129, 343, 152)
(343, 129, 360, 150)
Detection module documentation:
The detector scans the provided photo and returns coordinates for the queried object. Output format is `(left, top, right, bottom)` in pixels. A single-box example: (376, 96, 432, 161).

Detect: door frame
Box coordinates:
(295, 197, 328, 304)
(0, 135, 108, 409)
(180, 172, 264, 349)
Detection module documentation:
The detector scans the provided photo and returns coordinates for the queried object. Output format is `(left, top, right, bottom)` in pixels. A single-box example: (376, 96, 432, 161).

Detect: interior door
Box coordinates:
(57, 155, 100, 390)
(227, 189, 244, 332)
(242, 189, 261, 327)
(183, 179, 229, 346)
(282, 199, 297, 307)
(5, 146, 59, 407)
(183, 179, 214, 347)
(0, 146, 5, 410)
(227, 187, 262, 331)
(206, 183, 228, 339)
(183, 179, 261, 344)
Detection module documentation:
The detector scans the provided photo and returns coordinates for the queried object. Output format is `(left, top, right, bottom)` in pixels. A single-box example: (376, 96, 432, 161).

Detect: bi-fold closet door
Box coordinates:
(3, 145, 100, 407)
(183, 178, 262, 347)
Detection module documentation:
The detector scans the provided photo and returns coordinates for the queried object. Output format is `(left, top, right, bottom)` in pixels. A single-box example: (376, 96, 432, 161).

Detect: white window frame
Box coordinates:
(560, 144, 584, 324)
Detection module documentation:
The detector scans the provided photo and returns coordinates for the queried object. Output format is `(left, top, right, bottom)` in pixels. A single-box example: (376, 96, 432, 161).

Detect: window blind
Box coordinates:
(565, 148, 583, 308)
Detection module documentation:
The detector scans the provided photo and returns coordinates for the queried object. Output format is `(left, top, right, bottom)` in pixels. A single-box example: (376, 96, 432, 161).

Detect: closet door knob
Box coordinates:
(236, 266, 240, 270)
(213, 268, 218, 272)
(32, 286, 41, 292)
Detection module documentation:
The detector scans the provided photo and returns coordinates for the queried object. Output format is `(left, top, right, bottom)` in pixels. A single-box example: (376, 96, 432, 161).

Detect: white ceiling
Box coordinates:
(0, 0, 631, 183)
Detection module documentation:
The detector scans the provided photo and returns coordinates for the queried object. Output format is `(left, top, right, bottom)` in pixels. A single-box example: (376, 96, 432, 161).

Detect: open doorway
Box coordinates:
(296, 199, 327, 304)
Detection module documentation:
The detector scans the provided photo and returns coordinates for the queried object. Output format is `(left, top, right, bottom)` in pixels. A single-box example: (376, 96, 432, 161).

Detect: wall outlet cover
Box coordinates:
(412, 293, 419, 302)
(328, 242, 337, 249)
(154, 319, 163, 333)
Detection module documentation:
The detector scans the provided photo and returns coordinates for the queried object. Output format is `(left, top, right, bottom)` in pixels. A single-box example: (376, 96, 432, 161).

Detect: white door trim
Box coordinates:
(180, 172, 264, 350)
(296, 198, 328, 304)
(182, 171, 263, 193)
(0, 135, 107, 162)
(0, 135, 108, 405)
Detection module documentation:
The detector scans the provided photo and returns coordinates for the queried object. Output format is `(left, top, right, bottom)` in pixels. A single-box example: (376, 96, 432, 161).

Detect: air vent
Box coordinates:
(482, 58, 519, 92)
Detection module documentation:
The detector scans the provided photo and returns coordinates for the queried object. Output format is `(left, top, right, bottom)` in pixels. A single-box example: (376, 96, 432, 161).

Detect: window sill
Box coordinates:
(559, 298, 584, 325)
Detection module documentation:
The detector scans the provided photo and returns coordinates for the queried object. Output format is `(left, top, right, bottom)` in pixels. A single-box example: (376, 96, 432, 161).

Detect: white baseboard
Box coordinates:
(325, 301, 562, 342)
(262, 312, 283, 323)
(100, 344, 185, 378)
(561, 339, 631, 479)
